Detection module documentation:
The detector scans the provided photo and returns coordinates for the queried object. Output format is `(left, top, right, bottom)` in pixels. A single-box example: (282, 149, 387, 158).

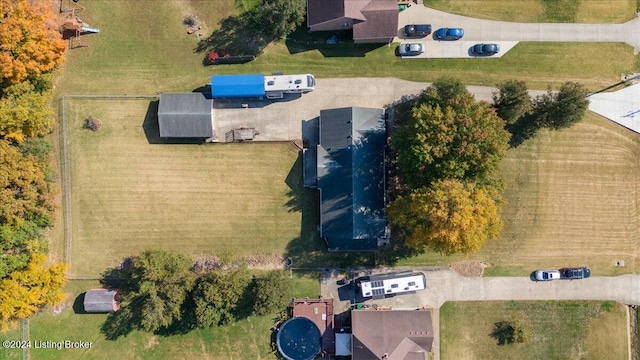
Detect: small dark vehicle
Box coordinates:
(471, 43, 500, 56)
(561, 267, 591, 279)
(404, 24, 432, 38)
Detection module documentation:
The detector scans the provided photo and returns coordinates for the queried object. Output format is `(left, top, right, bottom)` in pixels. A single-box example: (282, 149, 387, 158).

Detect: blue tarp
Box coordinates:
(210, 74, 265, 98)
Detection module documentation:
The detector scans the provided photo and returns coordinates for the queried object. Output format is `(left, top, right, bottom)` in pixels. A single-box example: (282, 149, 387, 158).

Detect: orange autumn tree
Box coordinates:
(0, 0, 66, 86)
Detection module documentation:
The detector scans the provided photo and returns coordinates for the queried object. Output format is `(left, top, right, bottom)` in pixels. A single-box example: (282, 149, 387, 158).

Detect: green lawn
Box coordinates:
(423, 0, 638, 23)
(0, 325, 24, 360)
(66, 98, 303, 277)
(28, 274, 319, 360)
(440, 301, 628, 360)
(54, 0, 638, 98)
(396, 112, 640, 276)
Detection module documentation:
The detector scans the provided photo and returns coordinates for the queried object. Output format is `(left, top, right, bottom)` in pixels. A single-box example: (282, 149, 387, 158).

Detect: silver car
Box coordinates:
(535, 270, 561, 281)
(398, 43, 424, 57)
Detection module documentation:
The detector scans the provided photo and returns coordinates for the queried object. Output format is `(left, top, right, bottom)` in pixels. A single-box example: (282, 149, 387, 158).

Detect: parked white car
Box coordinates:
(535, 270, 561, 281)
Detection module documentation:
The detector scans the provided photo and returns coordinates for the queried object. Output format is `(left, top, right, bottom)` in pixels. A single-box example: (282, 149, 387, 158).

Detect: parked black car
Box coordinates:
(404, 24, 432, 38)
(471, 43, 500, 56)
(561, 267, 591, 279)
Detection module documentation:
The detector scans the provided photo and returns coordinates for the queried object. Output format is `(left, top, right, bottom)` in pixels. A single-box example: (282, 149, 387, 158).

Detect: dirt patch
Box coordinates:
(244, 253, 288, 270)
(192, 253, 287, 274)
(449, 261, 490, 277)
(144, 335, 159, 350)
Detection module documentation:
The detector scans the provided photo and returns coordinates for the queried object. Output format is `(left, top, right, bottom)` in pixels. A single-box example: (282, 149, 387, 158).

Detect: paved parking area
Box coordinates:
(395, 5, 640, 58)
(399, 40, 519, 59)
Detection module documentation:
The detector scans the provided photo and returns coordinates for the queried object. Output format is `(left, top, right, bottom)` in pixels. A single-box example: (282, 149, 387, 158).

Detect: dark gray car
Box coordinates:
(471, 43, 500, 56)
(404, 24, 432, 38)
(561, 267, 591, 279)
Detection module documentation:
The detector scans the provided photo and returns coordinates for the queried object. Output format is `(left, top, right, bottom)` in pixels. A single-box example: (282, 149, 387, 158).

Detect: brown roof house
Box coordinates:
(83, 289, 121, 313)
(352, 309, 434, 360)
(307, 0, 399, 43)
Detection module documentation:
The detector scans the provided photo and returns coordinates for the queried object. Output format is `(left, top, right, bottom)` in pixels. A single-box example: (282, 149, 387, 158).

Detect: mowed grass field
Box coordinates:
(424, 0, 638, 23)
(440, 301, 628, 360)
(27, 276, 319, 360)
(66, 99, 303, 277)
(54, 0, 640, 275)
(53, 0, 639, 97)
(398, 112, 640, 275)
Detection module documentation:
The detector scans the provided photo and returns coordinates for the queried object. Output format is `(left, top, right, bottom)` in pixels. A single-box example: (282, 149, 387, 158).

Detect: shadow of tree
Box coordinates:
(506, 114, 538, 148)
(195, 11, 270, 61)
(284, 28, 385, 57)
(101, 296, 145, 340)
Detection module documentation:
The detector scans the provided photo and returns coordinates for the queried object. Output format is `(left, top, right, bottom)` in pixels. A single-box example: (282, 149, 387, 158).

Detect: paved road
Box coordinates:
(321, 268, 640, 360)
(396, 5, 640, 58)
(213, 78, 546, 142)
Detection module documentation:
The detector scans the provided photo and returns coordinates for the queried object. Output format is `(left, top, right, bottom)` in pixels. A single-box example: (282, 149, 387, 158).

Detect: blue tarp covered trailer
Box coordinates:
(210, 74, 265, 98)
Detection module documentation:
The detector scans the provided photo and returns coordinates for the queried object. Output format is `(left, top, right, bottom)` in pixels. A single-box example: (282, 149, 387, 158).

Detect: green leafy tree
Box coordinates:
(251, 0, 306, 39)
(0, 81, 55, 142)
(0, 140, 53, 226)
(192, 269, 251, 328)
(493, 80, 531, 125)
(0, 221, 43, 279)
(252, 270, 292, 316)
(532, 82, 589, 129)
(124, 250, 196, 332)
(392, 79, 510, 188)
(388, 179, 502, 255)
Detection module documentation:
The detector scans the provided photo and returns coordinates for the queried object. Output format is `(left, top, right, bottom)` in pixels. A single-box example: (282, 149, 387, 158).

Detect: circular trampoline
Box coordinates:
(276, 317, 321, 360)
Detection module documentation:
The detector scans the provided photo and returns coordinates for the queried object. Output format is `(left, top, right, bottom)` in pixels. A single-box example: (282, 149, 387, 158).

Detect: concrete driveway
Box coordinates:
(212, 78, 545, 142)
(396, 5, 640, 58)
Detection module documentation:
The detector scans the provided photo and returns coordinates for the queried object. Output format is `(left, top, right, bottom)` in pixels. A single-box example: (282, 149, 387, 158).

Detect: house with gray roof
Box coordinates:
(158, 93, 214, 138)
(352, 309, 434, 360)
(303, 107, 389, 251)
(307, 0, 399, 43)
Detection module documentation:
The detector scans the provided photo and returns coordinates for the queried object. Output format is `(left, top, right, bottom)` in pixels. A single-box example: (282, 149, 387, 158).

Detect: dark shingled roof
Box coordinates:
(158, 93, 213, 138)
(352, 310, 434, 360)
(307, 0, 398, 43)
(83, 289, 120, 313)
(316, 107, 387, 251)
(353, 1, 398, 43)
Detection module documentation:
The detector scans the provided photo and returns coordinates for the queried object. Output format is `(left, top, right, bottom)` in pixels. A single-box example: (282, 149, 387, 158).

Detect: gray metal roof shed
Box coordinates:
(83, 289, 120, 313)
(158, 93, 214, 138)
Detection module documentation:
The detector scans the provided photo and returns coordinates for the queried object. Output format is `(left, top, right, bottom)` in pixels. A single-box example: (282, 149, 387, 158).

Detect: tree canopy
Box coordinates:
(0, 0, 66, 86)
(392, 79, 510, 188)
(0, 253, 67, 332)
(532, 82, 589, 129)
(0, 140, 53, 227)
(388, 179, 502, 255)
(123, 250, 196, 332)
(192, 269, 251, 328)
(493, 79, 531, 125)
(0, 81, 55, 142)
(252, 0, 306, 40)
(252, 270, 292, 316)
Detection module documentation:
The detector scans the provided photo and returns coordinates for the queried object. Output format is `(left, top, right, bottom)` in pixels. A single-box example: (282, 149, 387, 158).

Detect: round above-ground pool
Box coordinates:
(276, 317, 322, 360)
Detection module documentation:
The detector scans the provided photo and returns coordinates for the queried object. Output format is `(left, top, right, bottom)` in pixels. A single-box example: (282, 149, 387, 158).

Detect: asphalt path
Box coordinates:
(396, 5, 640, 58)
